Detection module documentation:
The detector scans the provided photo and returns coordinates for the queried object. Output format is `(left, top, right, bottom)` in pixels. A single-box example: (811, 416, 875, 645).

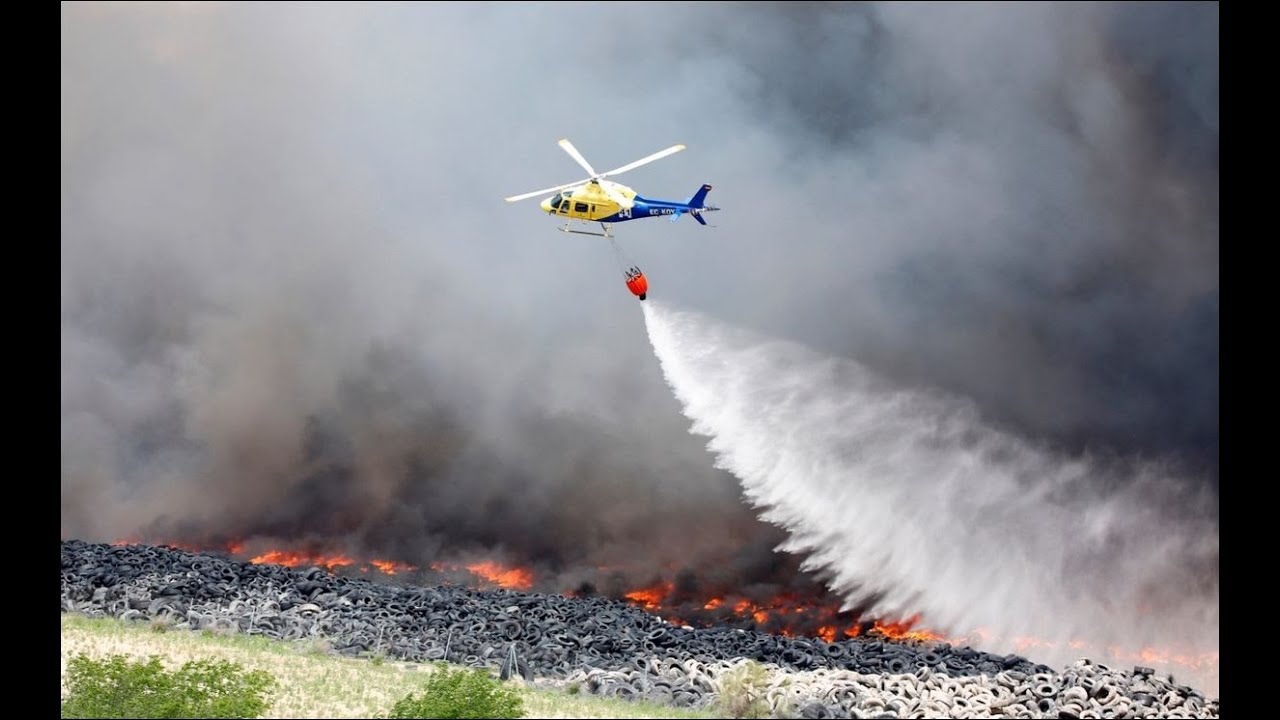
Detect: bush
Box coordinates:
(61, 653, 275, 719)
(714, 659, 773, 719)
(387, 663, 523, 719)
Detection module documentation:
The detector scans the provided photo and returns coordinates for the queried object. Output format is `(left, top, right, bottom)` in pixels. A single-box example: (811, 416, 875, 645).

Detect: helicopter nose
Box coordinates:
(539, 198, 553, 213)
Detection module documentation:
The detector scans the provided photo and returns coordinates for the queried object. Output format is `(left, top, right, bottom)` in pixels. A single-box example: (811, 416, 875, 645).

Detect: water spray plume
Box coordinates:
(640, 300, 1218, 694)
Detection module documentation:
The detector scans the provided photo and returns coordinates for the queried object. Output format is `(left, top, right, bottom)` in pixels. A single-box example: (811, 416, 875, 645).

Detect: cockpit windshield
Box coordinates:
(549, 193, 566, 210)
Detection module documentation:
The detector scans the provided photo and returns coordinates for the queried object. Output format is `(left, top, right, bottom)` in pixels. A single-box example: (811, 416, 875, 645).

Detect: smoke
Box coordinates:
(62, 0, 1215, 687)
(643, 299, 1218, 692)
(663, 2, 1220, 478)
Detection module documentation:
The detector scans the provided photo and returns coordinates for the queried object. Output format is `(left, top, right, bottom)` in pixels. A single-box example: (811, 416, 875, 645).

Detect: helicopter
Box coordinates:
(504, 138, 719, 238)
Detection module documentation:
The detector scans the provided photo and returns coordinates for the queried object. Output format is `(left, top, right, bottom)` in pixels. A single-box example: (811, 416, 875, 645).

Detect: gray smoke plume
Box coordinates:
(62, 0, 1216, 686)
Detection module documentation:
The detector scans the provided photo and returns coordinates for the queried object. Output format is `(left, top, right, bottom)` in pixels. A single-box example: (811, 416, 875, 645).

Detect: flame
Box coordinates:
(611, 582, 940, 645)
(625, 581, 674, 610)
(369, 558, 417, 575)
(111, 537, 419, 577)
(250, 550, 355, 570)
(871, 615, 942, 643)
(101, 537, 1216, 683)
(464, 561, 533, 590)
(243, 548, 416, 576)
(426, 560, 534, 589)
(606, 580, 1212, 681)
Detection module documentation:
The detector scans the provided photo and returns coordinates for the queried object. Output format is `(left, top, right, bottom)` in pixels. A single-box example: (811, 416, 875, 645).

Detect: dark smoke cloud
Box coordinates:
(62, 0, 1215, 641)
(662, 1, 1219, 475)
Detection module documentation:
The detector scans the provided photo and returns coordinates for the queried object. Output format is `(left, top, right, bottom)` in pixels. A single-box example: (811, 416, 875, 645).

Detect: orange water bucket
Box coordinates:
(624, 268, 648, 300)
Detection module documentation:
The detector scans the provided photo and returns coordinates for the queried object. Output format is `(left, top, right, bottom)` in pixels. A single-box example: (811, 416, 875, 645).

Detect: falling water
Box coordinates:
(642, 300, 1218, 694)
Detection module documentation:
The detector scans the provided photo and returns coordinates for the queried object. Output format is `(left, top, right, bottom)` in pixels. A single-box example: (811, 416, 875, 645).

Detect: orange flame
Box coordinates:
(624, 581, 674, 610)
(250, 550, 355, 570)
(612, 582, 944, 646)
(369, 558, 418, 575)
(110, 537, 422, 577)
(465, 561, 533, 590)
(872, 615, 943, 643)
(102, 539, 1215, 684)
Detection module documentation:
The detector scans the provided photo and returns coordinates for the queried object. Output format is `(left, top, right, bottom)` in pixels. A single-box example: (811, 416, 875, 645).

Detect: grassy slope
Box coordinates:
(60, 614, 715, 719)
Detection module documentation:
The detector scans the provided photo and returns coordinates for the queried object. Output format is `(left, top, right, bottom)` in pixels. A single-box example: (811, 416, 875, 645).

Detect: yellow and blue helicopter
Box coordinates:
(504, 139, 718, 238)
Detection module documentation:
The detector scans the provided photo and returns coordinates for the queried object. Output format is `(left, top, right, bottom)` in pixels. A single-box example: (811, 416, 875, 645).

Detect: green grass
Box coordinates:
(60, 614, 714, 719)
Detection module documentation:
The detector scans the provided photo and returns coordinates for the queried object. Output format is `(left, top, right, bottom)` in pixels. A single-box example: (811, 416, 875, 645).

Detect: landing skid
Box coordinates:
(559, 222, 614, 238)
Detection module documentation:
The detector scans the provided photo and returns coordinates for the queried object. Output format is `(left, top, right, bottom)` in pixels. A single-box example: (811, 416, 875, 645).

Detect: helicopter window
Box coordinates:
(575, 202, 589, 213)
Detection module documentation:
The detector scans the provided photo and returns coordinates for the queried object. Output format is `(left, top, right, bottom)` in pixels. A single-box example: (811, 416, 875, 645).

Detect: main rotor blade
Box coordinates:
(558, 139, 598, 177)
(600, 144, 686, 178)
(504, 179, 587, 203)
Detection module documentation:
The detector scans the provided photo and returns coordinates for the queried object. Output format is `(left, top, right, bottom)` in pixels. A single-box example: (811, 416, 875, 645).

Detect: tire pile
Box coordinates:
(60, 540, 1218, 718)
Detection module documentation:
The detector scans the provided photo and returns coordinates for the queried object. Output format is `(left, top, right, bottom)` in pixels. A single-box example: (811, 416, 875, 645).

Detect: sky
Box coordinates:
(62, 0, 1217, 681)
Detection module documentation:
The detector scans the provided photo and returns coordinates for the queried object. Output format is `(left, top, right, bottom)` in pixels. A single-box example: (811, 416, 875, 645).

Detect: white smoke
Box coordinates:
(642, 300, 1218, 695)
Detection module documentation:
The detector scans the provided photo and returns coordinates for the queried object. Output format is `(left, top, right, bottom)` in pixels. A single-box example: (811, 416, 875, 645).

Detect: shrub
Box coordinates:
(386, 663, 523, 719)
(715, 659, 773, 719)
(61, 653, 275, 719)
